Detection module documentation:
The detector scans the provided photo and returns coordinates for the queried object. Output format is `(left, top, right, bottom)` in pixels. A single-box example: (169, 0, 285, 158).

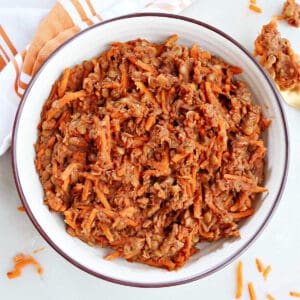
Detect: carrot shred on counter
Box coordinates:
(13, 254, 25, 263)
(263, 265, 272, 281)
(290, 291, 300, 298)
(249, 3, 263, 13)
(235, 261, 243, 299)
(255, 257, 264, 272)
(7, 254, 43, 279)
(33, 247, 45, 254)
(273, 15, 285, 21)
(17, 206, 25, 212)
(267, 294, 276, 300)
(248, 282, 258, 300)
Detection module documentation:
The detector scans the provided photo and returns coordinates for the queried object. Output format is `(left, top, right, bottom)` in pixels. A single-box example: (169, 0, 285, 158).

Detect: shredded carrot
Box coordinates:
(263, 265, 272, 281)
(249, 3, 262, 13)
(120, 61, 128, 89)
(7, 254, 43, 279)
(248, 282, 257, 300)
(272, 15, 284, 21)
(17, 205, 25, 212)
(99, 223, 114, 242)
(135, 81, 157, 105)
(190, 44, 199, 59)
(267, 294, 276, 300)
(160, 89, 167, 113)
(230, 209, 255, 220)
(58, 68, 71, 98)
(95, 183, 111, 209)
(82, 208, 98, 234)
(235, 261, 243, 299)
(255, 258, 264, 272)
(290, 291, 300, 298)
(128, 56, 158, 75)
(46, 90, 86, 120)
(104, 251, 120, 261)
(102, 82, 120, 89)
(229, 66, 243, 75)
(172, 152, 189, 163)
(199, 51, 211, 59)
(145, 115, 156, 131)
(165, 34, 178, 47)
(193, 190, 201, 219)
(91, 58, 97, 67)
(81, 178, 91, 202)
(33, 247, 45, 254)
(13, 254, 25, 263)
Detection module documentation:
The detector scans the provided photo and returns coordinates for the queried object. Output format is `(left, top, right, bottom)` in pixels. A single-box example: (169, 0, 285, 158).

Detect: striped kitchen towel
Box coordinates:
(0, 0, 193, 155)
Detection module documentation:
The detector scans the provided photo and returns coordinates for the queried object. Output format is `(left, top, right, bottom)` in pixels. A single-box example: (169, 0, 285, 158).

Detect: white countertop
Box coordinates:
(1, 1, 300, 299)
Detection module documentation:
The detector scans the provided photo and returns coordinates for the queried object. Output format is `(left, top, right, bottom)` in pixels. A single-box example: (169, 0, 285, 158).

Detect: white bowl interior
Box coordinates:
(14, 15, 288, 286)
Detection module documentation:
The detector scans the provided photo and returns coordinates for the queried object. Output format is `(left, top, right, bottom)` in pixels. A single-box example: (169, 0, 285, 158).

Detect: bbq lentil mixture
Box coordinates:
(254, 20, 300, 91)
(282, 0, 300, 27)
(35, 35, 268, 270)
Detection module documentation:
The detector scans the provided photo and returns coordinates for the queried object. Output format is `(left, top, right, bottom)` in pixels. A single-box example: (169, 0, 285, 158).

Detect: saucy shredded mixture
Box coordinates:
(282, 0, 300, 27)
(254, 20, 300, 91)
(35, 35, 268, 270)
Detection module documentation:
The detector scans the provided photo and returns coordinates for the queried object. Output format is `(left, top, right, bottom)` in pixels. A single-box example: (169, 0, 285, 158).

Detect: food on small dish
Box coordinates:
(35, 35, 268, 270)
(282, 0, 300, 27)
(254, 20, 300, 108)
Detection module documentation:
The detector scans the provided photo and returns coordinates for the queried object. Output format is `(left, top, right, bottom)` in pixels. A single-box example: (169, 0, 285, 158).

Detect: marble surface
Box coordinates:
(1, 1, 300, 299)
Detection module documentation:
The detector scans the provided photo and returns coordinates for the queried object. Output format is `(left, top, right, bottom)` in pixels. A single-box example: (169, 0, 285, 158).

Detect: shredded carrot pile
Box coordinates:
(7, 254, 43, 279)
(249, 0, 262, 13)
(290, 291, 300, 298)
(235, 260, 243, 299)
(248, 282, 257, 300)
(35, 35, 269, 270)
(17, 205, 25, 212)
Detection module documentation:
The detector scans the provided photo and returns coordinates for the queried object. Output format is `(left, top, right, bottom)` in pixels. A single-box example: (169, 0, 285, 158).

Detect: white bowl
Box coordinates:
(12, 13, 289, 287)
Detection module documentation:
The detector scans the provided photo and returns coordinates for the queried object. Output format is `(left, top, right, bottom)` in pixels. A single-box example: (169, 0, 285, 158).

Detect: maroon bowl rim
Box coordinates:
(11, 12, 289, 288)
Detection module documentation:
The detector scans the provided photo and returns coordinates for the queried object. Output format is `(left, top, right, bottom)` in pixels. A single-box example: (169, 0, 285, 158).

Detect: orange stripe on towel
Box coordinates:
(0, 44, 10, 62)
(0, 25, 17, 56)
(70, 0, 93, 26)
(0, 55, 6, 71)
(17, 50, 29, 92)
(12, 58, 23, 98)
(18, 80, 28, 90)
(86, 0, 103, 21)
